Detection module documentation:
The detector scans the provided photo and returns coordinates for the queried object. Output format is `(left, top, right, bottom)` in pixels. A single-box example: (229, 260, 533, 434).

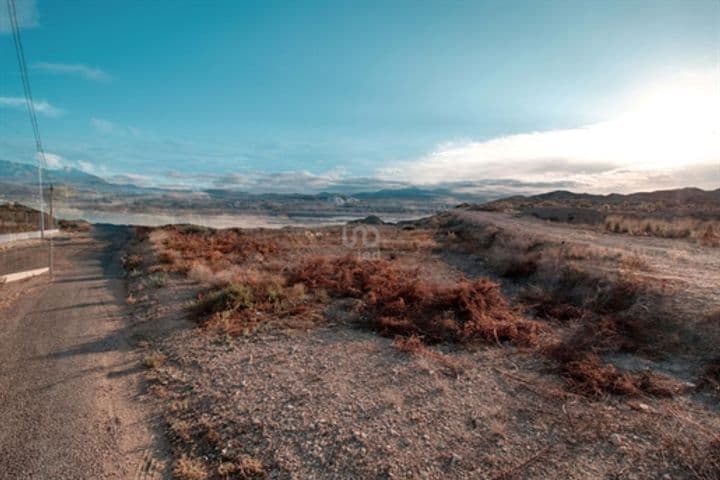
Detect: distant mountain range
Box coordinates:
(3, 159, 717, 220)
(0, 159, 482, 206)
(0, 159, 109, 188)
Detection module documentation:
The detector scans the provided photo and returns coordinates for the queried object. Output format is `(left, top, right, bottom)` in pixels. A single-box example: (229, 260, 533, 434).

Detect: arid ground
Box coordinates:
(117, 206, 719, 479)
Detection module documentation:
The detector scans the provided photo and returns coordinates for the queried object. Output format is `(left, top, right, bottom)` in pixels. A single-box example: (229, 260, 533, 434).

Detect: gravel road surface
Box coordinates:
(0, 226, 164, 479)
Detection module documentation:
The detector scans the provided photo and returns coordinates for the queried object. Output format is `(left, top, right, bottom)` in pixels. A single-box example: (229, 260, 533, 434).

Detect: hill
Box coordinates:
(477, 187, 720, 222)
(0, 159, 109, 188)
(0, 202, 55, 234)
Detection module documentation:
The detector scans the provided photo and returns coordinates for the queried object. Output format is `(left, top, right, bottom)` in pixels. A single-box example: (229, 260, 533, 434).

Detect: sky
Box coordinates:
(1, 0, 719, 194)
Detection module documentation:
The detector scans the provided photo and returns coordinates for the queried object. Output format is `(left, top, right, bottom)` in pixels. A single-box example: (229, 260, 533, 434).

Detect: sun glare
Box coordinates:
(612, 73, 720, 169)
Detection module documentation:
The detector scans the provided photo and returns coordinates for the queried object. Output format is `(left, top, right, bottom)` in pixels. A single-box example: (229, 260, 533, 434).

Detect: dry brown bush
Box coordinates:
(121, 254, 143, 270)
(161, 225, 281, 272)
(543, 305, 688, 397)
(544, 344, 681, 397)
(290, 255, 543, 346)
(190, 265, 312, 336)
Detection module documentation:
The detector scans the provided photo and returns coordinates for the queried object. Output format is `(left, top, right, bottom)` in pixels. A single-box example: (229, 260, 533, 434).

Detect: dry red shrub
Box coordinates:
(290, 255, 543, 346)
(161, 226, 280, 271)
(545, 341, 681, 397)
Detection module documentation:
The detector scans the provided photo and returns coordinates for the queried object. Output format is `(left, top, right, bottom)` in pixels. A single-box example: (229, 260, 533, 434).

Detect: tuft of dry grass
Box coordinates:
(237, 455, 265, 477)
(168, 418, 192, 442)
(520, 286, 584, 323)
(392, 335, 463, 375)
(604, 214, 720, 246)
(173, 454, 208, 480)
(143, 351, 166, 369)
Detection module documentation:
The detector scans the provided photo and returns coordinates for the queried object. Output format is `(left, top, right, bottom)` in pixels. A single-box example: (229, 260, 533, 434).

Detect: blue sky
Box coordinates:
(1, 0, 718, 193)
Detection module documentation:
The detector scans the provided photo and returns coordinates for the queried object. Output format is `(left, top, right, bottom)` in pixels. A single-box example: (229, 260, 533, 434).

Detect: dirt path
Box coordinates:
(456, 210, 720, 313)
(0, 226, 165, 479)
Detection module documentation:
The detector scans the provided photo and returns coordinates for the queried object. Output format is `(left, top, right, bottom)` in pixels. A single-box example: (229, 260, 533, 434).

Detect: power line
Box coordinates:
(6, 0, 47, 235)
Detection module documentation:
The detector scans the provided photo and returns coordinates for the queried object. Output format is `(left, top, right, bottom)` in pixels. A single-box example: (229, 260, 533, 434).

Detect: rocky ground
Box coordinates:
(124, 211, 720, 479)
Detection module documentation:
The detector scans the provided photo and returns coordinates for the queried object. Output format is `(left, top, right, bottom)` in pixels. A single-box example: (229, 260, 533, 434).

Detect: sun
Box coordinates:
(613, 72, 720, 169)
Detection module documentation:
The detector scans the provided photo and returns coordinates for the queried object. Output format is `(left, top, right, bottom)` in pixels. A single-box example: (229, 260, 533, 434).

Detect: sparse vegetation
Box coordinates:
(290, 255, 542, 346)
(605, 214, 720, 246)
(0, 202, 55, 234)
(129, 208, 720, 479)
(121, 254, 143, 270)
(145, 272, 168, 288)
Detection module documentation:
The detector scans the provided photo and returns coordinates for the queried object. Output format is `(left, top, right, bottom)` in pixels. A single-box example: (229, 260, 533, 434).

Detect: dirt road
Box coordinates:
(0, 226, 164, 479)
(456, 209, 720, 314)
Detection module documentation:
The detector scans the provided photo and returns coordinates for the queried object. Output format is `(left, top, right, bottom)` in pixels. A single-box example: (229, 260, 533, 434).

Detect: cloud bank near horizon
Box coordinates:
(379, 72, 720, 194)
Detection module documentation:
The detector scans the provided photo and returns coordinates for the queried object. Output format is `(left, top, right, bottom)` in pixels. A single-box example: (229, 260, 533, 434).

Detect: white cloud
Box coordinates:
(383, 72, 720, 193)
(90, 118, 141, 136)
(32, 62, 111, 81)
(0, 0, 38, 34)
(0, 96, 63, 116)
(39, 152, 65, 169)
(76, 161, 97, 174)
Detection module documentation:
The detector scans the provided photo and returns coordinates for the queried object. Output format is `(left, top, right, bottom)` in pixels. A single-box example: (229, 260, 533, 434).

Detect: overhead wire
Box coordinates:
(6, 0, 49, 233)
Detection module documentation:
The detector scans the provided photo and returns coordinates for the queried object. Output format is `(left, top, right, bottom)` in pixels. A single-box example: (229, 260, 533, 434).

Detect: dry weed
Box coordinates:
(392, 335, 463, 375)
(173, 454, 208, 480)
(605, 214, 720, 247)
(143, 351, 167, 369)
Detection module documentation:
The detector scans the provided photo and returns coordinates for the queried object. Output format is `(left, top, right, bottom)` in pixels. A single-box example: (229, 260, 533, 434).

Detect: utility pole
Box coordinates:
(48, 183, 54, 275)
(38, 157, 45, 238)
(49, 183, 54, 228)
